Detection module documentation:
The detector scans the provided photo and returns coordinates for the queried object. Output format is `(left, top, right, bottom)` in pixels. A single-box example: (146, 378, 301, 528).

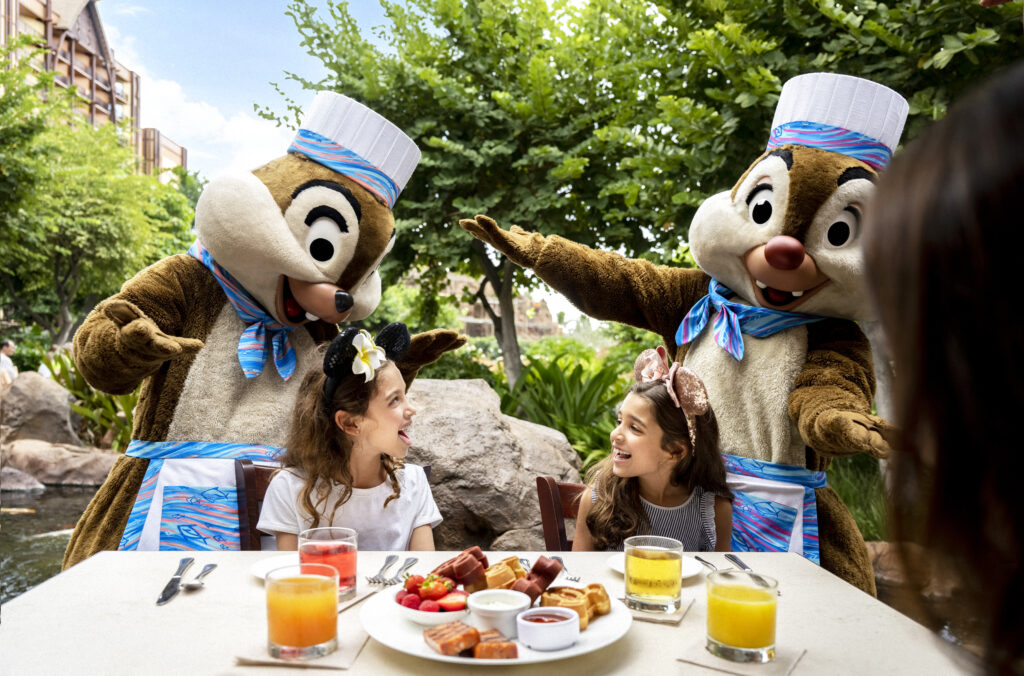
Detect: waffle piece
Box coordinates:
(472, 629, 518, 659)
(452, 554, 485, 587)
(584, 583, 611, 615)
(483, 561, 518, 589)
(423, 621, 481, 656)
(530, 556, 562, 588)
(464, 545, 489, 570)
(541, 586, 592, 630)
(510, 576, 543, 603)
(497, 556, 527, 580)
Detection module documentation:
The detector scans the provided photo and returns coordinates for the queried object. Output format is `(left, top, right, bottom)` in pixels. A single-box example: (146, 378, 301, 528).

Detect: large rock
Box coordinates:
(0, 465, 46, 491)
(406, 379, 581, 550)
(0, 372, 81, 445)
(1, 438, 117, 485)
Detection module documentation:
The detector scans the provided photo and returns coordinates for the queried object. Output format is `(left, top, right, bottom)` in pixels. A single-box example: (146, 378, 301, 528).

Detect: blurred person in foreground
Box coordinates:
(864, 61, 1024, 675)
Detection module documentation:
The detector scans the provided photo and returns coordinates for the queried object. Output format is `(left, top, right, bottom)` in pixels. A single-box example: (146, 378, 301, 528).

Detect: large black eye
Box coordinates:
(746, 184, 773, 225)
(825, 208, 859, 248)
(305, 217, 343, 262)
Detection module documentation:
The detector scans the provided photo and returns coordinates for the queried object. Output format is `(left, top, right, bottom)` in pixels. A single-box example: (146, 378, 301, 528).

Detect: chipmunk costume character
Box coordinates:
(65, 93, 464, 567)
(462, 74, 908, 594)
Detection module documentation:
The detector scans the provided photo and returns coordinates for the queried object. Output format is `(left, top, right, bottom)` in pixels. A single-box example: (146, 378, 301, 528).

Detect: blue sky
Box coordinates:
(99, 0, 388, 179)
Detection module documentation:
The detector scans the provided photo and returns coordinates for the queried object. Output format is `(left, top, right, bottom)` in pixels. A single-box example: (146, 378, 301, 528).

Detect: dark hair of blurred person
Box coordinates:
(863, 61, 1024, 674)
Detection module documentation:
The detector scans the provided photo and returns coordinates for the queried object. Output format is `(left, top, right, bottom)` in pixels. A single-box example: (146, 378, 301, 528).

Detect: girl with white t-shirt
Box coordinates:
(258, 323, 442, 551)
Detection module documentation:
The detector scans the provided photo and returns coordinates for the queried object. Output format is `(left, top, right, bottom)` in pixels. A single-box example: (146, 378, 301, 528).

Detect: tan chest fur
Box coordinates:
(683, 327, 808, 467)
(165, 303, 318, 446)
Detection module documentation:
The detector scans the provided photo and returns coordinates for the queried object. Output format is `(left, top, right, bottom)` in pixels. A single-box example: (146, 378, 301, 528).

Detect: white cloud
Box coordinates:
(104, 24, 295, 179)
(109, 4, 149, 17)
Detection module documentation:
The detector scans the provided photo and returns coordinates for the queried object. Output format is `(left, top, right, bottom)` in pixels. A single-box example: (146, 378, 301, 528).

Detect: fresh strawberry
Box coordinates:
(437, 592, 468, 612)
(403, 574, 425, 593)
(417, 574, 454, 601)
(395, 589, 410, 603)
(438, 576, 457, 590)
(419, 599, 441, 612)
(399, 593, 422, 610)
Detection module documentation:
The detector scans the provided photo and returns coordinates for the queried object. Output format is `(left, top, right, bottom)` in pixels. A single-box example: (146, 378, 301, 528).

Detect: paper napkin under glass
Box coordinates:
(677, 637, 806, 676)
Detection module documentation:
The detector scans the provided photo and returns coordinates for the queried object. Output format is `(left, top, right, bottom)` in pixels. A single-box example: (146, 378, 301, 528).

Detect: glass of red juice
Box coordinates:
(298, 527, 358, 599)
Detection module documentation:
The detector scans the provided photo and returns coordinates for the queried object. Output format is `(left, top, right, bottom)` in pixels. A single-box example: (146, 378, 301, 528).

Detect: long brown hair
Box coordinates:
(281, 345, 404, 527)
(585, 380, 731, 550)
(863, 62, 1024, 674)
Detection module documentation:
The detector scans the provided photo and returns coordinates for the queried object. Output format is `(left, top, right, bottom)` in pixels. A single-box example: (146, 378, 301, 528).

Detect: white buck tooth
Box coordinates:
(791, 290, 804, 297)
(755, 280, 767, 289)
(305, 312, 320, 322)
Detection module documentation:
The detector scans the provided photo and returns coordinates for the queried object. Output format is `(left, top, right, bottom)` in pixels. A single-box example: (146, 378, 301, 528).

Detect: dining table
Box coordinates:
(0, 549, 976, 675)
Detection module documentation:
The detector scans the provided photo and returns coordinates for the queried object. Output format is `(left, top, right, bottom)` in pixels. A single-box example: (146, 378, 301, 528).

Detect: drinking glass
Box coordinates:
(623, 535, 683, 612)
(706, 569, 779, 663)
(299, 527, 357, 599)
(266, 563, 338, 660)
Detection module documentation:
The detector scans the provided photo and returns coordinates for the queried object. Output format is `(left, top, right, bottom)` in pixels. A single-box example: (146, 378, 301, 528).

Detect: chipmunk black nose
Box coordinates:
(335, 291, 354, 313)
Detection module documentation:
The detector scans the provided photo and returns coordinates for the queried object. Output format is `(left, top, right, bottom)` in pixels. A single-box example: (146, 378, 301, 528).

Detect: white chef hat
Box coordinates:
(288, 92, 421, 208)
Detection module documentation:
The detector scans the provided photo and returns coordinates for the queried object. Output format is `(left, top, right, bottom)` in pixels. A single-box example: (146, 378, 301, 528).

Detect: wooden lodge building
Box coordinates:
(1, 0, 186, 180)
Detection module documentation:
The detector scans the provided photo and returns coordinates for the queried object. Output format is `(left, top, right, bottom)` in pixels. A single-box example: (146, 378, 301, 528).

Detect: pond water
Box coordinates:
(1, 486, 96, 605)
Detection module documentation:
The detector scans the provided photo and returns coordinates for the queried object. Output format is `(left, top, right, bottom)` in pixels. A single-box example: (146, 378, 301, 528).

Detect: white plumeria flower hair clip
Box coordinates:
(322, 323, 412, 400)
(351, 330, 386, 383)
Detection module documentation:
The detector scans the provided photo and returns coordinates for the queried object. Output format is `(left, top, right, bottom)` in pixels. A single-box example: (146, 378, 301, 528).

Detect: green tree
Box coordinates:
(268, 0, 673, 386)
(1, 121, 194, 345)
(170, 166, 207, 212)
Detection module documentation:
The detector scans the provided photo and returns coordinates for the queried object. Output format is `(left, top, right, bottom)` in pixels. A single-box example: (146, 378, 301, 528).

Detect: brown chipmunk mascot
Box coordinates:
(64, 92, 464, 567)
(462, 74, 907, 595)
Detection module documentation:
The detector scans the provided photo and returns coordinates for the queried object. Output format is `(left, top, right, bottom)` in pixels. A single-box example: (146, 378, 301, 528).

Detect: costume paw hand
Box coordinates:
(103, 300, 204, 362)
(815, 410, 893, 459)
(458, 215, 543, 267)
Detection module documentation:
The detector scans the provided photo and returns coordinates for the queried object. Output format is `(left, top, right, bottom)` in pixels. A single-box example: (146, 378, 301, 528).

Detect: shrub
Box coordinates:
(43, 351, 137, 452)
(827, 454, 888, 541)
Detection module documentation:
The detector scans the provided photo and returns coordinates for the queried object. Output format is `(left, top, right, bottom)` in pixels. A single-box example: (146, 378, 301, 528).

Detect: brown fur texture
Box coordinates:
(64, 255, 463, 568)
(460, 214, 880, 595)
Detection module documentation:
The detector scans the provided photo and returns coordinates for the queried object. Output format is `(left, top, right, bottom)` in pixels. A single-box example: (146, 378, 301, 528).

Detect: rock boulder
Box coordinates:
(405, 379, 582, 550)
(1, 465, 46, 492)
(1, 372, 81, 445)
(1, 438, 117, 485)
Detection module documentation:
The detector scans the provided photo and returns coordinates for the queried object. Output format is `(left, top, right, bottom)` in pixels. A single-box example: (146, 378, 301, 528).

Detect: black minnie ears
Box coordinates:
(323, 322, 411, 398)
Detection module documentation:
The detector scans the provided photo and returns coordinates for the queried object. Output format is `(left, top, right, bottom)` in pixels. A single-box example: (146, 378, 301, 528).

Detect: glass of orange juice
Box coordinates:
(266, 563, 338, 660)
(299, 527, 358, 599)
(706, 569, 778, 663)
(624, 535, 684, 612)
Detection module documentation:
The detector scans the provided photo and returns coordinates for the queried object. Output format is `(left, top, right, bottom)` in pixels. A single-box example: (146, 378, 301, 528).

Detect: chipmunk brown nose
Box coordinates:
(764, 236, 805, 270)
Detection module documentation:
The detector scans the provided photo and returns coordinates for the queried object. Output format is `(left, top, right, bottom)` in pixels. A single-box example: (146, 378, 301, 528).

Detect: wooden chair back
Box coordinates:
(535, 475, 586, 551)
(235, 459, 278, 551)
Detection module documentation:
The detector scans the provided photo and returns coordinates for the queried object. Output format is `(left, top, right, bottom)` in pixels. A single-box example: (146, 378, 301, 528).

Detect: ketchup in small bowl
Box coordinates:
(516, 607, 579, 651)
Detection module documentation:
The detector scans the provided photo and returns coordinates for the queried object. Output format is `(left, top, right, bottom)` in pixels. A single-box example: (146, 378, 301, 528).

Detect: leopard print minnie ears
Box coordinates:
(633, 346, 710, 447)
(323, 322, 411, 399)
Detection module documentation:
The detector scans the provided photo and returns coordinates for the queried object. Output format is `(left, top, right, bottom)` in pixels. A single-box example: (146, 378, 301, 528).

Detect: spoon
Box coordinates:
(694, 555, 717, 572)
(182, 563, 217, 591)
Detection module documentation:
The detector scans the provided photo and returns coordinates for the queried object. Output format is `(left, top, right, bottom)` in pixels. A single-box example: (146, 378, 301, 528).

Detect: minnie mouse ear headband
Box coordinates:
(323, 322, 411, 399)
(633, 346, 709, 449)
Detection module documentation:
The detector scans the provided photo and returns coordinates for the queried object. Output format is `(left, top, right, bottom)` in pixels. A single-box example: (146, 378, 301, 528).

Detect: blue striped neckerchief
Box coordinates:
(675, 278, 824, 361)
(188, 240, 296, 380)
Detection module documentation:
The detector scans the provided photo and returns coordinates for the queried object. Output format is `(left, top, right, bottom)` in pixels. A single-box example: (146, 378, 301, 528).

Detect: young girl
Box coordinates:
(258, 322, 441, 551)
(573, 347, 732, 552)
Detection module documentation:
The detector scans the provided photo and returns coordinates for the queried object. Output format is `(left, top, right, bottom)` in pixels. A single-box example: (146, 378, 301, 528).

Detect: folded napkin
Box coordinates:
(620, 597, 694, 625)
(677, 637, 806, 676)
(235, 630, 369, 670)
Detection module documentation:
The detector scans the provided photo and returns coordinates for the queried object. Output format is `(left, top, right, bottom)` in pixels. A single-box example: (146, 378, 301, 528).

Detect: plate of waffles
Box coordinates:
(359, 586, 633, 665)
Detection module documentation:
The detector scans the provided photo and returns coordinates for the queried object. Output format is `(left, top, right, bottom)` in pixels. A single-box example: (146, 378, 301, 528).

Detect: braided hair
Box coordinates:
(282, 323, 412, 526)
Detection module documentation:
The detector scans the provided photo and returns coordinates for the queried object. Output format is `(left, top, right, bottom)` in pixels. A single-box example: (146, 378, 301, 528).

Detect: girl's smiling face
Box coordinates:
(345, 362, 416, 458)
(610, 393, 676, 478)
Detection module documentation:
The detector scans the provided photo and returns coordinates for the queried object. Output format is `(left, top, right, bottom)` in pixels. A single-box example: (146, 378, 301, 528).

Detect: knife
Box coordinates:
(724, 553, 774, 591)
(156, 557, 195, 605)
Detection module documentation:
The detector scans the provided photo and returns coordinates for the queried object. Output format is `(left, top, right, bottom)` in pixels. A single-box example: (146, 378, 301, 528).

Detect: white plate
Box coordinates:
(360, 587, 632, 665)
(249, 553, 299, 581)
(605, 552, 703, 580)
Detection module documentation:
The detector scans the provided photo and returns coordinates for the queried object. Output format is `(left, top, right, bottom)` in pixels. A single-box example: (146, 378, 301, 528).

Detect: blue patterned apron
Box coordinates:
(118, 440, 282, 551)
(723, 453, 827, 565)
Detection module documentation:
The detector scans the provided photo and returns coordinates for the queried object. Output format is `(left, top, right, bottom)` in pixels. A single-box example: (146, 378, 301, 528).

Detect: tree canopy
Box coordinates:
(268, 0, 1020, 381)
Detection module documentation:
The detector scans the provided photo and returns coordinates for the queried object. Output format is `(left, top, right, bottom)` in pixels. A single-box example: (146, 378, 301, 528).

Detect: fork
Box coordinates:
(550, 555, 580, 582)
(383, 557, 418, 586)
(366, 554, 398, 584)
